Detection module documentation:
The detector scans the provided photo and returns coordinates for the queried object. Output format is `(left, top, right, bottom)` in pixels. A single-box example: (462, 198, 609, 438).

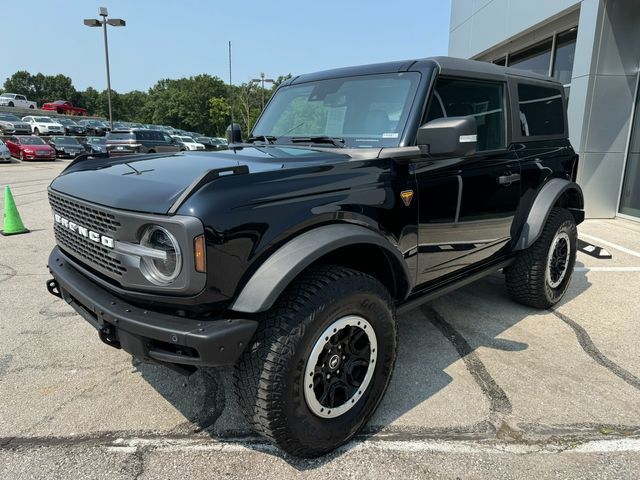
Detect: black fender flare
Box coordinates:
(229, 223, 412, 313)
(513, 178, 584, 251)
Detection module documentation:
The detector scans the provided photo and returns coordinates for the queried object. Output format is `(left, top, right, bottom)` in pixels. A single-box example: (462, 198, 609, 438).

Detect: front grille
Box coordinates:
(49, 192, 125, 277)
(49, 192, 121, 234)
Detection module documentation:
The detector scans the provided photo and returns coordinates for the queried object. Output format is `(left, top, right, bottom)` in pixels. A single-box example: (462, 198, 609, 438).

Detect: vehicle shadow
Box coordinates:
(135, 263, 592, 469)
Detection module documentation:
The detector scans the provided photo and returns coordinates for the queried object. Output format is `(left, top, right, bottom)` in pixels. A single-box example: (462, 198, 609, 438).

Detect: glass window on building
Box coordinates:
(509, 39, 553, 76)
(552, 28, 578, 86)
(620, 82, 640, 218)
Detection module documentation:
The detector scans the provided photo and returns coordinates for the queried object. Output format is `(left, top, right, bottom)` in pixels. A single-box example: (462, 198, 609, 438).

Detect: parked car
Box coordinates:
(6, 135, 56, 160)
(171, 135, 205, 151)
(83, 136, 107, 154)
(0, 113, 32, 135)
(77, 119, 110, 136)
(44, 56, 584, 458)
(0, 139, 11, 162)
(105, 129, 181, 156)
(0, 93, 37, 109)
(56, 117, 87, 136)
(196, 136, 228, 151)
(41, 100, 87, 116)
(112, 121, 130, 130)
(48, 136, 85, 158)
(21, 116, 65, 136)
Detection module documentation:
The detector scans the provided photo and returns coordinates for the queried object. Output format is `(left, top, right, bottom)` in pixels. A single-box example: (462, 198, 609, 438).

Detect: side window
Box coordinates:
(517, 83, 564, 136)
(424, 78, 506, 151)
(17, 95, 26, 101)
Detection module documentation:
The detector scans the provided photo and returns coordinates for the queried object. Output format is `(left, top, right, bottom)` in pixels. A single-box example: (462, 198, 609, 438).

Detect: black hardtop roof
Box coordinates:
(287, 56, 561, 86)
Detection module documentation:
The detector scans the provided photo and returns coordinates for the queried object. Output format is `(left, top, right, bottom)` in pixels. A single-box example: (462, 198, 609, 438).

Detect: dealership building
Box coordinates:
(449, 0, 640, 220)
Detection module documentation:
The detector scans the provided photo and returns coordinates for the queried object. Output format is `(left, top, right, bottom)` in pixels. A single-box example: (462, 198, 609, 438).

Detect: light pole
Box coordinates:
(84, 7, 125, 130)
(251, 72, 275, 110)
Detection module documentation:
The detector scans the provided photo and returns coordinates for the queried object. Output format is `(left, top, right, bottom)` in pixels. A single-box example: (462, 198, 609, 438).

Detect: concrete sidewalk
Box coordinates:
(1, 161, 639, 479)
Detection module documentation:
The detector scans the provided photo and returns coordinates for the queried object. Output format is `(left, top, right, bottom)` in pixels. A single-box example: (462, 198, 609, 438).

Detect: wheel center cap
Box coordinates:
(328, 354, 341, 370)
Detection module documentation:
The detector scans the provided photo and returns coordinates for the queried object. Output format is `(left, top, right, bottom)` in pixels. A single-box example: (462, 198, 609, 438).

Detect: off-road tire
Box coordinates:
(234, 264, 397, 457)
(505, 207, 577, 308)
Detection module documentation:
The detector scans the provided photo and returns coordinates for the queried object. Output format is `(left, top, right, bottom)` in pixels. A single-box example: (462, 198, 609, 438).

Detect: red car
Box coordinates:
(41, 100, 87, 116)
(6, 135, 56, 161)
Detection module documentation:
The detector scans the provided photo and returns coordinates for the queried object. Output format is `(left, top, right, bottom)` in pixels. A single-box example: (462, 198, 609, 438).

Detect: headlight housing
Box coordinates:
(139, 225, 182, 285)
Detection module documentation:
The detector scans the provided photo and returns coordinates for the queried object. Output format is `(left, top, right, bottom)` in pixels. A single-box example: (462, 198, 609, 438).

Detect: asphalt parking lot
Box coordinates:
(1, 159, 640, 479)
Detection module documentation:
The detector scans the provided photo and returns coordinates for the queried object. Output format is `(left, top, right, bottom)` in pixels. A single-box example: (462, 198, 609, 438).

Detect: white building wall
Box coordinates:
(449, 0, 582, 59)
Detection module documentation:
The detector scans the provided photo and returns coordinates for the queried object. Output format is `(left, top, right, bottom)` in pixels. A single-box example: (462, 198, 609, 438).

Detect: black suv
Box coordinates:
(105, 129, 182, 156)
(46, 57, 583, 457)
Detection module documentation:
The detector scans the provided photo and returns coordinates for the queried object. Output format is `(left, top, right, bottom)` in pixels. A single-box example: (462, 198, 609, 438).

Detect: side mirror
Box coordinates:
(226, 123, 243, 144)
(416, 116, 477, 157)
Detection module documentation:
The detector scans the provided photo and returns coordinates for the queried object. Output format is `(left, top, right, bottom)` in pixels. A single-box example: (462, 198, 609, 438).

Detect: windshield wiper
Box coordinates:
(289, 136, 346, 148)
(246, 135, 276, 144)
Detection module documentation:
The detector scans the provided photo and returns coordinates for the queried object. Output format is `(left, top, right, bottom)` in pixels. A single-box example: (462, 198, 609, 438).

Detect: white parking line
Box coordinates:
(579, 233, 640, 259)
(575, 267, 640, 272)
(105, 436, 640, 455)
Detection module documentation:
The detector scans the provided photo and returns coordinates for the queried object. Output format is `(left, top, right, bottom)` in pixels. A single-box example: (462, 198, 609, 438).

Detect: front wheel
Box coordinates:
(234, 265, 397, 457)
(8, 102, 14, 107)
(505, 207, 577, 308)
(33, 128, 40, 136)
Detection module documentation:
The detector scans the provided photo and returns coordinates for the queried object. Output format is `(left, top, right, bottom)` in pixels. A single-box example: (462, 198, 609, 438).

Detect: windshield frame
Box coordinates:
(252, 71, 423, 149)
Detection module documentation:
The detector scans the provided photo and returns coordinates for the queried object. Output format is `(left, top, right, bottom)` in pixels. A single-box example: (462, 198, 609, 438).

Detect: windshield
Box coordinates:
(36, 117, 54, 123)
(253, 72, 420, 148)
(21, 137, 46, 145)
(88, 137, 106, 144)
(0, 114, 21, 121)
(58, 118, 75, 125)
(178, 136, 194, 142)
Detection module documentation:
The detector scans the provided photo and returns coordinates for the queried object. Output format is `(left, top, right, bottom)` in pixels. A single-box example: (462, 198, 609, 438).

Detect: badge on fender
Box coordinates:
(400, 190, 414, 207)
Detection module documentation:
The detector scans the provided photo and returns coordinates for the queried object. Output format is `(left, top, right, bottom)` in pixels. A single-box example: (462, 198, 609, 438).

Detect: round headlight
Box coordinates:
(139, 225, 182, 285)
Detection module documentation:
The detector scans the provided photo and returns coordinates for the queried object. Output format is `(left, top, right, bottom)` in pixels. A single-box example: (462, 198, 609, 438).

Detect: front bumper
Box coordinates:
(47, 247, 258, 367)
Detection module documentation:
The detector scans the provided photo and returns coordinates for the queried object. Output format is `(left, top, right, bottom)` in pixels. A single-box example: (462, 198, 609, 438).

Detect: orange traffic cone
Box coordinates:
(1, 185, 29, 236)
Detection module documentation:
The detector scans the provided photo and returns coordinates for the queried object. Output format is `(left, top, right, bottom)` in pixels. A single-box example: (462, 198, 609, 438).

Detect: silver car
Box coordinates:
(0, 113, 32, 135)
(0, 139, 11, 162)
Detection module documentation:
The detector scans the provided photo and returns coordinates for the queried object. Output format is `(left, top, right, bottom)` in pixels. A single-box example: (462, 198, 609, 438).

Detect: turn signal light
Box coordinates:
(194, 234, 206, 273)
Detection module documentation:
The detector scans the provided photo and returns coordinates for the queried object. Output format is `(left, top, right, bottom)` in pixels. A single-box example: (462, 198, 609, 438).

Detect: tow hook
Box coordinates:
(98, 323, 122, 349)
(46, 278, 62, 298)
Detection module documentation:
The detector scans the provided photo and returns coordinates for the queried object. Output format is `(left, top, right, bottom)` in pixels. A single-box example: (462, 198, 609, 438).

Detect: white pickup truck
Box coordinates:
(0, 93, 37, 109)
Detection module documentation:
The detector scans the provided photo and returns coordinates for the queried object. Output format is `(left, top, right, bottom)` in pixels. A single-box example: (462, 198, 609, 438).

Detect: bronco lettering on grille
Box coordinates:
(54, 213, 115, 248)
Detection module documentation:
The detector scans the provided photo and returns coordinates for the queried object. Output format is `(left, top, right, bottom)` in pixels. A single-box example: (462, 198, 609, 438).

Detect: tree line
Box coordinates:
(1, 71, 291, 136)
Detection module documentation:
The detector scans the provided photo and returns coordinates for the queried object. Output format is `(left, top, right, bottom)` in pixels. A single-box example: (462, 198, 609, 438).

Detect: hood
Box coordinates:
(49, 146, 352, 214)
(0, 120, 29, 128)
(25, 144, 53, 151)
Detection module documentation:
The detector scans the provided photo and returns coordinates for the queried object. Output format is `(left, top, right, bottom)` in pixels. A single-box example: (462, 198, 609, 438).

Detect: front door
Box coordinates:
(415, 77, 520, 286)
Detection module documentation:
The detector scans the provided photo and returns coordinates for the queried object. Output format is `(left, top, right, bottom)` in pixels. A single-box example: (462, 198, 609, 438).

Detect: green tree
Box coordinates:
(209, 96, 232, 136)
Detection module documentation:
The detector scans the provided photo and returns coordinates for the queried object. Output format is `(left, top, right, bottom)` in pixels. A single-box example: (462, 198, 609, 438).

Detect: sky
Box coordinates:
(1, 0, 452, 93)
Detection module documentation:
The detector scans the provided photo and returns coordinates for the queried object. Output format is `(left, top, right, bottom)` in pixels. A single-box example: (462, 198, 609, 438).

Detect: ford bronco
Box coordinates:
(46, 57, 583, 457)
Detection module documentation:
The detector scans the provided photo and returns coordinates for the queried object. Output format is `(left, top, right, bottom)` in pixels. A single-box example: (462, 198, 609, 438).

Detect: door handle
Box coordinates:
(497, 173, 520, 186)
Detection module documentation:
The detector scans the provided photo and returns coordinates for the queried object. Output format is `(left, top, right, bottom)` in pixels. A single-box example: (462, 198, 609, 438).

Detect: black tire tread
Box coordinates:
(233, 264, 394, 457)
(505, 207, 576, 308)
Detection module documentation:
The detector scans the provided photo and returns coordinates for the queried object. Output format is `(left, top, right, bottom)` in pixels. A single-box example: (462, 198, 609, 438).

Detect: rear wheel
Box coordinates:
(505, 208, 577, 308)
(234, 265, 397, 457)
(29, 104, 34, 109)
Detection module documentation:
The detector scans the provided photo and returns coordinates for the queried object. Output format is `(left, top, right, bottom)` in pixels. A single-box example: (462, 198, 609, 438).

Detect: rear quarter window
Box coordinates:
(517, 83, 565, 137)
